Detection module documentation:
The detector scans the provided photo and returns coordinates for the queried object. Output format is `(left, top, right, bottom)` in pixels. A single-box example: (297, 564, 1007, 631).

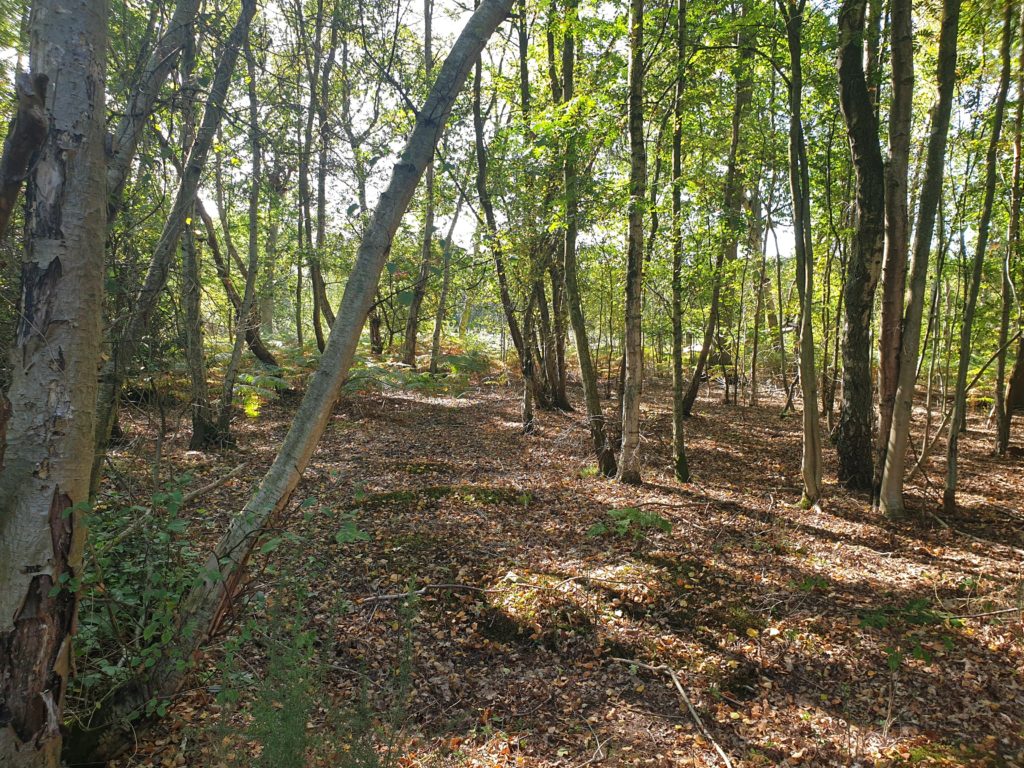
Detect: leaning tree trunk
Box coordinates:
(560, 0, 617, 476)
(91, 0, 257, 494)
(780, 0, 822, 506)
(670, 0, 691, 481)
(942, 0, 1013, 514)
(0, 0, 108, 764)
(63, 4, 515, 762)
(835, 0, 885, 491)
(618, 0, 646, 484)
(875, 0, 913, 498)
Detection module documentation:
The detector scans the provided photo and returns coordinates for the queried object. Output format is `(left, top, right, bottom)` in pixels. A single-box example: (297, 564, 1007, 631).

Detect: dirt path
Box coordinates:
(108, 378, 1023, 767)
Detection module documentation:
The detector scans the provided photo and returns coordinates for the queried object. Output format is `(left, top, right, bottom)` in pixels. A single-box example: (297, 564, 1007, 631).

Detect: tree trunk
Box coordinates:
(682, 29, 749, 416)
(995, 10, 1023, 456)
(835, 0, 885, 490)
(402, 0, 436, 367)
(560, 0, 617, 476)
(876, 0, 954, 518)
(671, 0, 691, 481)
(941, 0, 1013, 514)
(875, 0, 913, 497)
(618, 0, 646, 484)
(178, 31, 219, 450)
(472, 52, 543, 424)
(91, 0, 257, 494)
(780, 0, 822, 506)
(217, 40, 263, 436)
(0, 73, 47, 240)
(63, 2, 513, 763)
(429, 190, 466, 373)
(0, 0, 108, 763)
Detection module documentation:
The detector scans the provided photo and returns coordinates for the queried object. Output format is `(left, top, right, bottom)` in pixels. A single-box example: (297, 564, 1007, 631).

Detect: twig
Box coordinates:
(952, 606, 1022, 620)
(610, 657, 735, 768)
(357, 583, 493, 604)
(923, 507, 1024, 558)
(106, 464, 247, 549)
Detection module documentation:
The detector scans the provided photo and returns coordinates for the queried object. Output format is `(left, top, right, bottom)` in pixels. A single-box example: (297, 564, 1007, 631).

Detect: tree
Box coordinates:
(618, 0, 646, 484)
(835, 0, 885, 491)
(877, 0, 961, 518)
(942, 0, 1014, 514)
(875, 0, 913, 497)
(670, 0, 690, 482)
(559, 0, 617, 476)
(402, 0, 437, 366)
(65, 1, 516, 759)
(91, 0, 258, 490)
(779, 0, 822, 506)
(0, 0, 108, 763)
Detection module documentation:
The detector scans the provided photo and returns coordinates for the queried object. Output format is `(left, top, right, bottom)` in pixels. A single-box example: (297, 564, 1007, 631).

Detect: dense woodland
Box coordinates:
(1, 0, 1023, 765)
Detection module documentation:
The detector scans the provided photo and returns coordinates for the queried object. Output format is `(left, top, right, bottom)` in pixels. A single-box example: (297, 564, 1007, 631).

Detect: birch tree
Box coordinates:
(0, 0, 108, 764)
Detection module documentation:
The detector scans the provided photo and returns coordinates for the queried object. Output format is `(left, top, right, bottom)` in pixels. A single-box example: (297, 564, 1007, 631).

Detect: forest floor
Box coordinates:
(98, 365, 1023, 768)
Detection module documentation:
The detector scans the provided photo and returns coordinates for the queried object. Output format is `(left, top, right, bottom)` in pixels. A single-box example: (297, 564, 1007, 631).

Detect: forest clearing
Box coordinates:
(2, 0, 1024, 765)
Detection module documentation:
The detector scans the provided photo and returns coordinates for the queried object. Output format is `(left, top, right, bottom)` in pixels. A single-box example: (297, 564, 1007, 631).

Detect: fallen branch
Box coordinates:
(952, 606, 1022, 620)
(922, 507, 1024, 558)
(358, 583, 492, 603)
(610, 657, 735, 768)
(106, 464, 247, 549)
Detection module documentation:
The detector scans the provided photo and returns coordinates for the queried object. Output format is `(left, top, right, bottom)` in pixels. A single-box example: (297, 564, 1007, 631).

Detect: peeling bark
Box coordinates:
(0, 0, 108, 763)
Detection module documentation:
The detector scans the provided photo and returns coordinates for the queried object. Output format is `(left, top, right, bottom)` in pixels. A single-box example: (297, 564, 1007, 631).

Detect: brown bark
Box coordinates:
(835, 0, 885, 490)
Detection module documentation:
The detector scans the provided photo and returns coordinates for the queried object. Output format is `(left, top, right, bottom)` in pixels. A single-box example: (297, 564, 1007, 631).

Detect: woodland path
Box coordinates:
(108, 376, 1023, 767)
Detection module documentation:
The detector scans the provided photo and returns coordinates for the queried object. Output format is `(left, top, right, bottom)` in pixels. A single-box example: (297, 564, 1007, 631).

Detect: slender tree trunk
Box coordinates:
(550, 261, 571, 408)
(64, 3, 514, 762)
(91, 0, 257, 494)
(780, 0, 822, 506)
(402, 0, 436, 366)
(835, 0, 885, 490)
(941, 0, 1013, 514)
(618, 0, 646, 484)
(560, 0, 617, 475)
(217, 40, 263, 436)
(0, 1, 108, 763)
(876, 0, 962, 518)
(682, 28, 750, 416)
(179, 37, 219, 449)
(875, 0, 913, 497)
(996, 9, 1023, 456)
(429, 190, 466, 373)
(671, 0, 691, 480)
